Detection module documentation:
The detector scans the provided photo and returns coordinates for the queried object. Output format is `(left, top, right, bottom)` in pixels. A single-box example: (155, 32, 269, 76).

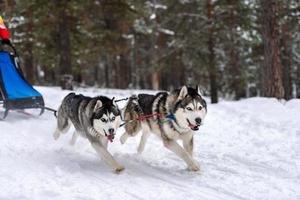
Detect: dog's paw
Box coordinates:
(120, 133, 128, 145)
(69, 139, 76, 146)
(115, 166, 125, 174)
(188, 162, 200, 171)
(53, 130, 60, 140)
(137, 145, 145, 154)
(137, 148, 143, 154)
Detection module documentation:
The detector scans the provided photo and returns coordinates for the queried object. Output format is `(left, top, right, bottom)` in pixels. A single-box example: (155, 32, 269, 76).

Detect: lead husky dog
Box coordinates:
(53, 93, 124, 173)
(120, 86, 207, 171)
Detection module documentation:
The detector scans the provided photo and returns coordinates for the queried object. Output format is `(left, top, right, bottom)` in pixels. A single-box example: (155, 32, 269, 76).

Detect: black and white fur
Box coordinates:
(53, 93, 124, 173)
(120, 86, 207, 171)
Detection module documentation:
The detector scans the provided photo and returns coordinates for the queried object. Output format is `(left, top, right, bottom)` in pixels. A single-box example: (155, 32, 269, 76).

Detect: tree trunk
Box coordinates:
(3, 0, 15, 13)
(57, 0, 72, 76)
(149, 0, 161, 90)
(280, 1, 293, 100)
(119, 53, 131, 89)
(281, 23, 292, 100)
(207, 0, 218, 103)
(104, 55, 110, 88)
(23, 45, 34, 84)
(112, 57, 117, 88)
(151, 71, 160, 90)
(227, 0, 245, 100)
(56, 0, 73, 89)
(134, 47, 140, 89)
(297, 66, 300, 98)
(23, 10, 35, 84)
(260, 0, 284, 98)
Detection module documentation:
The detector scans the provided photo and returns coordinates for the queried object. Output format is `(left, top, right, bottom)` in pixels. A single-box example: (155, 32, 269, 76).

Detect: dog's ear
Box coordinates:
(196, 85, 203, 96)
(94, 100, 102, 112)
(112, 97, 118, 107)
(178, 86, 188, 100)
(111, 97, 121, 116)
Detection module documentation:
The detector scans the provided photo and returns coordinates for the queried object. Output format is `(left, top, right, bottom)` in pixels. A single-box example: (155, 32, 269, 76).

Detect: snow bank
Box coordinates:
(0, 87, 299, 200)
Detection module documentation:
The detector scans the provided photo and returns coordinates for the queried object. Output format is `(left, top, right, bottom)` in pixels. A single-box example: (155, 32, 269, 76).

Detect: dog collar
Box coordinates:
(166, 114, 190, 134)
(166, 114, 176, 121)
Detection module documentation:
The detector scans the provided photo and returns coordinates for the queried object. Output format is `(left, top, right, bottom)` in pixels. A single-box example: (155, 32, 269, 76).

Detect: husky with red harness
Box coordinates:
(120, 86, 207, 171)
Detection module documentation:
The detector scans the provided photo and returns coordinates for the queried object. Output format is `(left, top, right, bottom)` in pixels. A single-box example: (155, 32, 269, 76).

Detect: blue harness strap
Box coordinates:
(166, 114, 176, 121)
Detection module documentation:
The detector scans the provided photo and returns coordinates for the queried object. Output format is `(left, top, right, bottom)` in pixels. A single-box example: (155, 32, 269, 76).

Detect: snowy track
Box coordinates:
(0, 87, 299, 200)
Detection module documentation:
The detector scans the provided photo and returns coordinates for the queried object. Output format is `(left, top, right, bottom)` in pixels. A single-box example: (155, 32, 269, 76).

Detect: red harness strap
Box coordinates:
(136, 113, 162, 121)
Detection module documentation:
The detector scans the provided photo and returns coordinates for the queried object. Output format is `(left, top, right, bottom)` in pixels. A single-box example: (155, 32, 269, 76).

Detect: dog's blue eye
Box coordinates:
(186, 107, 192, 111)
(101, 118, 106, 122)
(111, 117, 115, 121)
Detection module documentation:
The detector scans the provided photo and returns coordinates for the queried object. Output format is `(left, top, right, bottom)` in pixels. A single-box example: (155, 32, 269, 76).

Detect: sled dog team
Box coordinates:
(54, 86, 207, 173)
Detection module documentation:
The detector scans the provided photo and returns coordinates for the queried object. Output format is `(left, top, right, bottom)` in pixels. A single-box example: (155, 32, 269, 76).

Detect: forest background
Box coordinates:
(1, 0, 299, 103)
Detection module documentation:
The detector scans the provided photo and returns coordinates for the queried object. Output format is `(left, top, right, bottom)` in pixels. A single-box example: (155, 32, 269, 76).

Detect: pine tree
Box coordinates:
(260, 0, 284, 98)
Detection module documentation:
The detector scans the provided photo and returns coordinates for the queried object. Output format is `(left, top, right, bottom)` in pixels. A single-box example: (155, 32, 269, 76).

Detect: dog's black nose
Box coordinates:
(195, 118, 202, 125)
(108, 128, 115, 134)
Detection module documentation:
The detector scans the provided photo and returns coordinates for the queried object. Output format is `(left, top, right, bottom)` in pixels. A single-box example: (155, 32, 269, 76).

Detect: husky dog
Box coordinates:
(120, 86, 207, 171)
(53, 93, 124, 173)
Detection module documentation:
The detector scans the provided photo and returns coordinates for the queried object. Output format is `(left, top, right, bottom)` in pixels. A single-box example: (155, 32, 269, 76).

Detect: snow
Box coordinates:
(159, 28, 175, 36)
(1, 87, 300, 200)
(146, 2, 168, 10)
(150, 13, 156, 20)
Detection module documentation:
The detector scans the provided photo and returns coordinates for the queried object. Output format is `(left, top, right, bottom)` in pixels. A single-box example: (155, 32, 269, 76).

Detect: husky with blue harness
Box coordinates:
(120, 86, 207, 171)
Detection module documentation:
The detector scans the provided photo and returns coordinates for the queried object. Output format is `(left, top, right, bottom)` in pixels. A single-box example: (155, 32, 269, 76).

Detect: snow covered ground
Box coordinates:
(0, 86, 300, 200)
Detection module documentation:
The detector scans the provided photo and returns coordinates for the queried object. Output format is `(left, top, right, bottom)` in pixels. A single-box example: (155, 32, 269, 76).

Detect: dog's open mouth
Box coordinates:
(104, 130, 115, 142)
(187, 119, 199, 131)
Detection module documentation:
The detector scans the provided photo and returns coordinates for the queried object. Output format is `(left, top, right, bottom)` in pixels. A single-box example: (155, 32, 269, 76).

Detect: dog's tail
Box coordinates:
(56, 92, 76, 117)
(63, 92, 76, 103)
(122, 95, 142, 135)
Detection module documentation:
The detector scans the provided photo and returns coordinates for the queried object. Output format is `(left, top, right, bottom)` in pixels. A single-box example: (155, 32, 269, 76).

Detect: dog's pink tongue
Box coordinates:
(107, 134, 114, 142)
(189, 124, 196, 128)
(188, 122, 196, 129)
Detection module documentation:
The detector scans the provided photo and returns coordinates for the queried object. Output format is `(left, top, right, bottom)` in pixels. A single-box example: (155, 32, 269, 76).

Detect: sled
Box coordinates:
(0, 41, 44, 119)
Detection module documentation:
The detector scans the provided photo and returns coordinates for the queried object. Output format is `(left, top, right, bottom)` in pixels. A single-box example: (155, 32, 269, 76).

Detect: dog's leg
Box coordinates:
(54, 107, 71, 140)
(53, 120, 71, 140)
(91, 142, 124, 173)
(120, 132, 129, 144)
(163, 140, 200, 171)
(101, 137, 108, 149)
(70, 131, 79, 145)
(137, 131, 150, 154)
(182, 134, 194, 156)
(121, 119, 141, 144)
(53, 128, 61, 140)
